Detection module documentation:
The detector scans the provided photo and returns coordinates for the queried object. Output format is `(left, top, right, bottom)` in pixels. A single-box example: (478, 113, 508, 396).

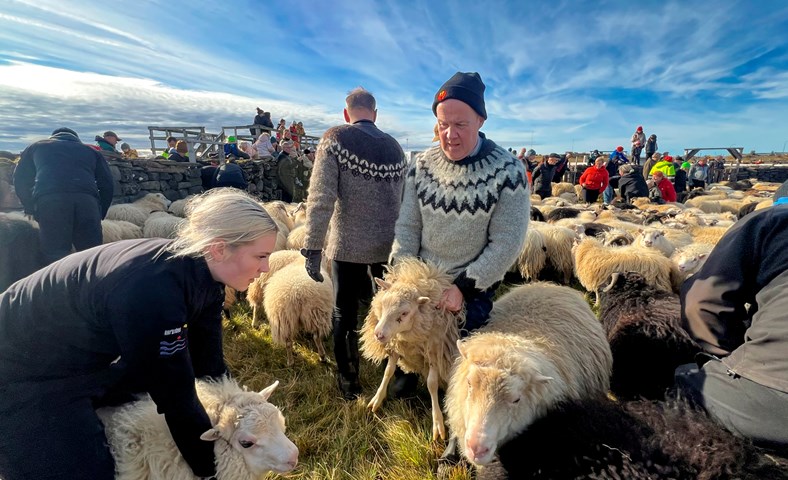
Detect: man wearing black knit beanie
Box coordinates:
(390, 72, 530, 464)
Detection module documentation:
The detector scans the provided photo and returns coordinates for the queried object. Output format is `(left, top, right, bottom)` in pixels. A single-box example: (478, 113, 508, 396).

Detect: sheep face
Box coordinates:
(451, 344, 554, 466)
(200, 383, 298, 475)
(370, 282, 430, 344)
(677, 253, 707, 273)
(639, 229, 664, 248)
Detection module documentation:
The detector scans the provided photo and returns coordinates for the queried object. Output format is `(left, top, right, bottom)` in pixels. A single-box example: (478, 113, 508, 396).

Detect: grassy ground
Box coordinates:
(222, 301, 474, 480)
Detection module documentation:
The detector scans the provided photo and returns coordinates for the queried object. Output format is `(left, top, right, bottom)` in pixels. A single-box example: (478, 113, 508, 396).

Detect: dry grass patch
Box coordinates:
(222, 302, 473, 480)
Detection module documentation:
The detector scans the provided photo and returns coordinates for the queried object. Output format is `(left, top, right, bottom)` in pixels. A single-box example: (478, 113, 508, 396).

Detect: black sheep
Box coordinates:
(0, 213, 45, 291)
(530, 206, 545, 222)
(477, 397, 788, 480)
(738, 201, 760, 219)
(545, 207, 581, 223)
(598, 271, 699, 399)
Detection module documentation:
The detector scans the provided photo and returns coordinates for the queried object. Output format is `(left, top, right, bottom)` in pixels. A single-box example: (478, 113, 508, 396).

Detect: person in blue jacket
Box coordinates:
(223, 136, 250, 160)
(13, 127, 114, 264)
(0, 189, 278, 480)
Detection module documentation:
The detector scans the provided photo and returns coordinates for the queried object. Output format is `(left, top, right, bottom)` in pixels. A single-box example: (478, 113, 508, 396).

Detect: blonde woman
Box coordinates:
(0, 189, 278, 480)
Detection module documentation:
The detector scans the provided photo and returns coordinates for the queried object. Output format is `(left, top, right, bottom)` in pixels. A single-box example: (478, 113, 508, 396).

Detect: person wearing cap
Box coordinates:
(391, 72, 528, 467)
(650, 171, 677, 203)
(120, 142, 139, 159)
(168, 140, 190, 163)
(604, 146, 629, 204)
(630, 126, 646, 165)
(676, 180, 788, 450)
(300, 87, 407, 400)
(223, 135, 250, 160)
(251, 107, 274, 138)
(689, 158, 710, 189)
(95, 131, 122, 152)
(391, 71, 529, 341)
(13, 127, 114, 264)
(532, 153, 559, 199)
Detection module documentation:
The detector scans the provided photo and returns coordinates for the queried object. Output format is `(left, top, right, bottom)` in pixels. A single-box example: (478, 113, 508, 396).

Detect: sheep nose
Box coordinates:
(645, 241, 652, 246)
(375, 332, 386, 342)
(466, 439, 490, 461)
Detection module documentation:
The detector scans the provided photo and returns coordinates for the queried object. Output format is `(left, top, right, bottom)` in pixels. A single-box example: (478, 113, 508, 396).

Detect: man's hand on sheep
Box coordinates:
(438, 285, 463, 312)
(300, 248, 324, 282)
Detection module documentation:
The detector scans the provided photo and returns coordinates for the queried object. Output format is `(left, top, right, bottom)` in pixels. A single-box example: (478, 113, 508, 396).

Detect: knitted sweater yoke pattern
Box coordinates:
(391, 138, 530, 290)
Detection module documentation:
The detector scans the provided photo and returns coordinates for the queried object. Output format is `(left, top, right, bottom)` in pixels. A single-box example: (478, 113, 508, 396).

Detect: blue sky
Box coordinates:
(1, 0, 787, 156)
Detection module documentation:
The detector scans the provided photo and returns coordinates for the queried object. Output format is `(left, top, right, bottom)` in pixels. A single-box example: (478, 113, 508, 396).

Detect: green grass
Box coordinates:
(222, 301, 474, 480)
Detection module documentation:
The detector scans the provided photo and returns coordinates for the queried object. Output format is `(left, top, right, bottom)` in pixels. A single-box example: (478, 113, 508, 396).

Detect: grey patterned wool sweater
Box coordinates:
(390, 136, 530, 290)
(304, 120, 407, 263)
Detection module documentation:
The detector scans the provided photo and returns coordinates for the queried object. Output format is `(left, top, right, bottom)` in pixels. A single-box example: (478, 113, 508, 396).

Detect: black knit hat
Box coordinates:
(432, 71, 487, 119)
(51, 127, 79, 138)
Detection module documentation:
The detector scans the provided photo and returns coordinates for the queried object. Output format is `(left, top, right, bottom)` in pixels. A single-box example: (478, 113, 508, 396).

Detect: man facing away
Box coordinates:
(13, 127, 114, 264)
(301, 87, 407, 399)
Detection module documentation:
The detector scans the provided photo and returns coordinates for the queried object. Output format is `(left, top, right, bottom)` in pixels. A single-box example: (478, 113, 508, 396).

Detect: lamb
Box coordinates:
(513, 228, 547, 281)
(101, 219, 143, 243)
(98, 377, 298, 480)
(262, 262, 333, 365)
(359, 258, 462, 440)
(551, 182, 575, 197)
(445, 282, 612, 466)
(143, 211, 186, 239)
(0, 212, 45, 291)
(529, 222, 576, 283)
(106, 193, 172, 227)
(671, 243, 714, 276)
(634, 227, 693, 257)
(573, 237, 683, 305)
(598, 272, 699, 399)
(476, 397, 783, 480)
(247, 250, 305, 326)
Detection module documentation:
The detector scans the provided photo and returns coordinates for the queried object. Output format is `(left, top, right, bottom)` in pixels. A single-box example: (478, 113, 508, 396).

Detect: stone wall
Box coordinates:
(0, 154, 289, 211)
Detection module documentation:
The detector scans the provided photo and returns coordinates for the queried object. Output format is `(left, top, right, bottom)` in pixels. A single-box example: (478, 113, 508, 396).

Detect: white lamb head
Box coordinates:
(449, 339, 555, 466)
(640, 229, 664, 247)
(370, 278, 430, 344)
(677, 252, 708, 273)
(200, 381, 298, 475)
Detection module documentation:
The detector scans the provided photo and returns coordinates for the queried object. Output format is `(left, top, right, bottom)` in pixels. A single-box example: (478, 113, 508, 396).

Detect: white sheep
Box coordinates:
(247, 250, 305, 326)
(106, 193, 172, 227)
(98, 377, 298, 480)
(285, 224, 307, 250)
(262, 262, 333, 366)
(143, 211, 186, 239)
(551, 182, 575, 197)
(635, 228, 677, 257)
(101, 219, 143, 243)
(445, 282, 612, 466)
(261, 201, 294, 235)
(514, 228, 547, 281)
(167, 195, 195, 218)
(573, 237, 683, 305)
(688, 225, 730, 245)
(359, 258, 461, 440)
(529, 222, 576, 283)
(671, 243, 714, 276)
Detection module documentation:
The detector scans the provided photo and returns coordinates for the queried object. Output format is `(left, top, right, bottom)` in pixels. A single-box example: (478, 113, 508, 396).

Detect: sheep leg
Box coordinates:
(313, 333, 327, 362)
(368, 352, 398, 412)
(286, 340, 294, 366)
(594, 289, 601, 306)
(428, 365, 446, 441)
(251, 306, 258, 328)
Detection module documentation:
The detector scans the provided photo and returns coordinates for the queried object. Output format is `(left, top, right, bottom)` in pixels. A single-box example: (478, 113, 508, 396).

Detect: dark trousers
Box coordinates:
(675, 359, 788, 450)
(536, 190, 551, 200)
(332, 260, 385, 379)
(631, 146, 643, 165)
(690, 179, 706, 189)
(460, 283, 498, 337)
(35, 193, 103, 265)
(581, 187, 601, 203)
(0, 384, 115, 480)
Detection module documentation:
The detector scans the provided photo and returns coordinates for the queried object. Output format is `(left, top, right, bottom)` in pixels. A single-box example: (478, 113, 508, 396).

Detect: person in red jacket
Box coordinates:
(652, 171, 677, 203)
(578, 157, 609, 203)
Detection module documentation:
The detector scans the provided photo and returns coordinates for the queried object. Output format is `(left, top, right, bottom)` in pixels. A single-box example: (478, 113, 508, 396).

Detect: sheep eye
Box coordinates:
(512, 397, 521, 404)
(239, 440, 255, 448)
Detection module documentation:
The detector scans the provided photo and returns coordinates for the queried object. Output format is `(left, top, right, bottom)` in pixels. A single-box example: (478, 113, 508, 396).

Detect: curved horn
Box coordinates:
(601, 272, 621, 293)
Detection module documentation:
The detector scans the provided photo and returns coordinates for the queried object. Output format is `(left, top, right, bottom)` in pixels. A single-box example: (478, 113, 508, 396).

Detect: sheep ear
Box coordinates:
(457, 339, 467, 359)
(417, 296, 430, 305)
(534, 374, 553, 384)
(698, 253, 708, 259)
(374, 278, 391, 290)
(259, 380, 280, 400)
(200, 428, 222, 442)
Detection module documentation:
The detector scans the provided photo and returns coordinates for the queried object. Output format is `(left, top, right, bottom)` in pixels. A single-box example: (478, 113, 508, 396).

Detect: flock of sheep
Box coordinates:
(0, 177, 784, 478)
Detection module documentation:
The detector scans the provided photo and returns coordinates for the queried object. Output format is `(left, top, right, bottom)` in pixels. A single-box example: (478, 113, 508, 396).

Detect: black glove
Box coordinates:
(300, 248, 324, 282)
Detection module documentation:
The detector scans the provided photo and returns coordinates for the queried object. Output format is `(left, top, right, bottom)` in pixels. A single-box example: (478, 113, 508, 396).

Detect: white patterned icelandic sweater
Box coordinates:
(390, 135, 530, 291)
(304, 120, 407, 263)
